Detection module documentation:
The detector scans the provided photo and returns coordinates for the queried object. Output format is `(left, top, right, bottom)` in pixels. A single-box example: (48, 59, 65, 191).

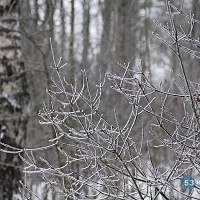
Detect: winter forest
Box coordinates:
(1, 0, 200, 199)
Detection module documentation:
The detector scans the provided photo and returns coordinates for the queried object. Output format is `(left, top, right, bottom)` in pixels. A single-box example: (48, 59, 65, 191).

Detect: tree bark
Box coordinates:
(0, 0, 29, 199)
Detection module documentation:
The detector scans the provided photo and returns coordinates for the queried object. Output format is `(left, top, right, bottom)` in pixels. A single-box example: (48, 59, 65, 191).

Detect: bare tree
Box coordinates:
(20, 2, 200, 197)
(24, 1, 200, 199)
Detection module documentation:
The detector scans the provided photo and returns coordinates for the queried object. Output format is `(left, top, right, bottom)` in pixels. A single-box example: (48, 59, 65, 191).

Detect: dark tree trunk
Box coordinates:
(98, 0, 112, 73)
(115, 0, 139, 63)
(60, 0, 66, 59)
(81, 0, 90, 68)
(189, 0, 200, 81)
(69, 0, 75, 85)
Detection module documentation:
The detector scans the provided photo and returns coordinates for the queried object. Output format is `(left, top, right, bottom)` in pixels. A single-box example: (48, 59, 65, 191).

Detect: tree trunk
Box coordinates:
(69, 0, 75, 85)
(98, 0, 112, 73)
(81, 0, 90, 68)
(60, 0, 66, 59)
(143, 0, 151, 78)
(115, 0, 139, 63)
(189, 0, 200, 82)
(0, 0, 29, 199)
(34, 0, 39, 27)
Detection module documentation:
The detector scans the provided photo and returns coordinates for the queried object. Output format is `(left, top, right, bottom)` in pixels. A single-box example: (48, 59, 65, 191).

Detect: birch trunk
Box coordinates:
(0, 0, 29, 199)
